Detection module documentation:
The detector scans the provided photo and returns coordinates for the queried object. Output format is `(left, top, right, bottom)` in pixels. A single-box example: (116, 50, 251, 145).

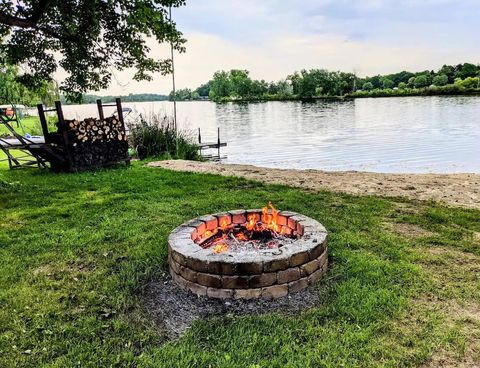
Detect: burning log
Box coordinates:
(197, 203, 298, 253)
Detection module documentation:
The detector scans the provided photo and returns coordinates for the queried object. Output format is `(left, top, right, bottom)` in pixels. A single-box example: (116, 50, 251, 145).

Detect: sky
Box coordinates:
(94, 0, 480, 95)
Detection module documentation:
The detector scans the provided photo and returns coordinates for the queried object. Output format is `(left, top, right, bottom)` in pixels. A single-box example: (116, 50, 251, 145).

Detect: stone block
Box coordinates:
(222, 275, 249, 289)
(288, 277, 309, 293)
(229, 210, 246, 224)
(196, 272, 223, 288)
(289, 251, 309, 267)
(277, 267, 301, 284)
(207, 287, 233, 299)
(300, 259, 319, 275)
(249, 272, 276, 287)
(185, 279, 207, 296)
(186, 256, 209, 273)
(296, 222, 304, 236)
(317, 248, 328, 268)
(215, 213, 232, 227)
(199, 215, 218, 231)
(234, 288, 262, 300)
(169, 259, 182, 275)
(308, 266, 325, 285)
(288, 217, 297, 230)
(170, 249, 187, 266)
(261, 284, 288, 300)
(277, 215, 288, 226)
(264, 258, 289, 272)
(179, 266, 197, 282)
(309, 242, 325, 260)
(237, 261, 263, 275)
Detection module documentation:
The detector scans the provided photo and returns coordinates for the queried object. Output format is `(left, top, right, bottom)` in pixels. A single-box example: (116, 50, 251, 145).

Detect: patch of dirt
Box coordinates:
(416, 245, 480, 367)
(142, 273, 324, 339)
(422, 300, 480, 368)
(422, 246, 480, 266)
(390, 222, 435, 238)
(474, 232, 480, 242)
(148, 160, 480, 210)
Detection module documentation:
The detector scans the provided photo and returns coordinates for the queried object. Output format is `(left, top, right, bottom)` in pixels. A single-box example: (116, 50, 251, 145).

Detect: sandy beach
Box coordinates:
(148, 160, 480, 210)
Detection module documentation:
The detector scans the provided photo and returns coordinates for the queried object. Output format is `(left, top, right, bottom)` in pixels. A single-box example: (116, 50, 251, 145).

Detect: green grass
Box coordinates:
(0, 163, 479, 367)
(0, 116, 47, 137)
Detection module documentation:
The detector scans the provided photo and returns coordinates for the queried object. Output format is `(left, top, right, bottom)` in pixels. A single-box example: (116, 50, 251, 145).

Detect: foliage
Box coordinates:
(362, 82, 374, 91)
(187, 62, 480, 102)
(0, 0, 186, 101)
(128, 113, 199, 160)
(0, 64, 58, 106)
(61, 93, 169, 105)
(455, 76, 480, 90)
(0, 163, 479, 366)
(381, 78, 394, 89)
(413, 75, 430, 88)
(168, 88, 200, 101)
(432, 74, 449, 87)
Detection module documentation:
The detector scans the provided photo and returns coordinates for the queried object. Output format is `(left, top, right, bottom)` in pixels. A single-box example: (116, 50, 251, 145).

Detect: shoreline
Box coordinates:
(148, 160, 480, 210)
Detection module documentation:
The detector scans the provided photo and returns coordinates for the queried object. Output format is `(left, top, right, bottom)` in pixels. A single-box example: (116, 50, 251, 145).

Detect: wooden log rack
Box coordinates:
(32, 98, 130, 172)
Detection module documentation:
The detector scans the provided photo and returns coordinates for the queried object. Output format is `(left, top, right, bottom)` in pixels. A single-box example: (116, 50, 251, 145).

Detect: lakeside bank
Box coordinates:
(149, 160, 480, 210)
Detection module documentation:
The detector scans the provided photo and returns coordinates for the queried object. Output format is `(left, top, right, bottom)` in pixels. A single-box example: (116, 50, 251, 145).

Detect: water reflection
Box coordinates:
(61, 96, 480, 173)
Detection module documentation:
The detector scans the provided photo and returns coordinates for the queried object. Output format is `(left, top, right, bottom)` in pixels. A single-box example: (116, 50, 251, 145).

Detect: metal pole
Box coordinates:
(169, 6, 178, 156)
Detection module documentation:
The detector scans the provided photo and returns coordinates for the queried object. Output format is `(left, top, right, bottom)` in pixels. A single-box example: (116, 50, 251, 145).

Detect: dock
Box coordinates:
(198, 127, 227, 161)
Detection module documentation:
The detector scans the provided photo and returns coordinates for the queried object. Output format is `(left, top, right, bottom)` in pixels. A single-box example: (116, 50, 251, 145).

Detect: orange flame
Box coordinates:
(262, 201, 279, 232)
(246, 214, 257, 231)
(237, 232, 247, 241)
(212, 243, 229, 254)
(220, 219, 228, 230)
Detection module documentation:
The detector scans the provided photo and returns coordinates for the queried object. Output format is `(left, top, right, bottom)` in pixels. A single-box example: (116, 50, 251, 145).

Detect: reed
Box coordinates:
(128, 113, 200, 160)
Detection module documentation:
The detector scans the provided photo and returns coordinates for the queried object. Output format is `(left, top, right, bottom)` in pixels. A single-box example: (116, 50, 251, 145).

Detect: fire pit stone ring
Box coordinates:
(168, 209, 328, 300)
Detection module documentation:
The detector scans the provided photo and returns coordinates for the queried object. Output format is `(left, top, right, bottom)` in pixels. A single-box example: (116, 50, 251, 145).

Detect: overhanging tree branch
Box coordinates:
(0, 0, 52, 28)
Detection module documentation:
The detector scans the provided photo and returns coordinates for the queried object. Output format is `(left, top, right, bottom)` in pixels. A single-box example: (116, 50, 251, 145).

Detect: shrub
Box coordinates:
(128, 113, 200, 161)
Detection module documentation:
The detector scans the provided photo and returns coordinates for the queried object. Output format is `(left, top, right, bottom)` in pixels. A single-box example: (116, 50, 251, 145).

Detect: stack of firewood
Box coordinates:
(64, 116, 126, 144)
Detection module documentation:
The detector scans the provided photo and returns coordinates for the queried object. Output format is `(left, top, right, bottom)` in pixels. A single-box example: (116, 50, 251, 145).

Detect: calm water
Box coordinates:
(62, 96, 480, 173)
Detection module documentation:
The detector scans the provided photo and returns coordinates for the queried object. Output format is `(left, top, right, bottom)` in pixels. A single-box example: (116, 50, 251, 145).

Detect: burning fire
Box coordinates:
(212, 243, 229, 254)
(200, 202, 291, 254)
(262, 202, 279, 232)
(220, 219, 228, 230)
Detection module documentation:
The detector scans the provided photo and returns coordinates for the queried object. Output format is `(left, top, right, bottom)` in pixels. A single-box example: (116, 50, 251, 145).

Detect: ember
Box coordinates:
(196, 202, 297, 253)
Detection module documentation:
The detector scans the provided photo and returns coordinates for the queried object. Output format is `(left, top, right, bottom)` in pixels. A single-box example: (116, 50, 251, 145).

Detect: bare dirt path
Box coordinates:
(148, 160, 480, 210)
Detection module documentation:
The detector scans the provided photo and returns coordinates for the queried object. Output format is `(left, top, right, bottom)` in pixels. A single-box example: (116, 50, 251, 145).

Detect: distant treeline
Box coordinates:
(172, 63, 480, 102)
(61, 93, 169, 104)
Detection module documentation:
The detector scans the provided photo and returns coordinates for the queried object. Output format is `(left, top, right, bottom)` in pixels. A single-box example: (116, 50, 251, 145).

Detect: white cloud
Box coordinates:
(94, 30, 479, 95)
(51, 1, 479, 95)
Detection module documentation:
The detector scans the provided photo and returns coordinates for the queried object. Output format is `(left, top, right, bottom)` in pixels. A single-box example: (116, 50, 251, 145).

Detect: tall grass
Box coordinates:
(128, 113, 200, 160)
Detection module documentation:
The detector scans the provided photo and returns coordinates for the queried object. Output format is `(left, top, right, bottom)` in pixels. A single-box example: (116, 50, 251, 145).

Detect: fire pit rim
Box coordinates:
(168, 209, 329, 300)
(168, 209, 327, 263)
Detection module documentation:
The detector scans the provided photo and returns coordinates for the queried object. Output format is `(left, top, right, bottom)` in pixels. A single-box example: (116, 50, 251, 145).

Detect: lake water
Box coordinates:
(61, 96, 480, 173)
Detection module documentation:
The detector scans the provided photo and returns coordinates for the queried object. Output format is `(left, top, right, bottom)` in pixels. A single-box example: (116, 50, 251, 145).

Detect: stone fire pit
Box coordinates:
(168, 208, 328, 300)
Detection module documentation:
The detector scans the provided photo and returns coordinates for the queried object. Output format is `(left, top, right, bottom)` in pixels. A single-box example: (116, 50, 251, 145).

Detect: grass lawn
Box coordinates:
(0, 162, 479, 367)
(0, 115, 58, 138)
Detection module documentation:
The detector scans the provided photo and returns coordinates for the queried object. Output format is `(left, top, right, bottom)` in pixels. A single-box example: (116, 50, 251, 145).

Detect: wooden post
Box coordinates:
(37, 104, 50, 143)
(97, 99, 105, 121)
(115, 98, 125, 128)
(115, 98, 130, 166)
(217, 127, 221, 158)
(55, 101, 73, 171)
(198, 127, 202, 143)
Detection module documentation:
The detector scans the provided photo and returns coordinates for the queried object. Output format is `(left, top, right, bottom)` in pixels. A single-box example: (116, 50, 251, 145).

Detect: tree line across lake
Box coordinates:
(170, 63, 480, 102)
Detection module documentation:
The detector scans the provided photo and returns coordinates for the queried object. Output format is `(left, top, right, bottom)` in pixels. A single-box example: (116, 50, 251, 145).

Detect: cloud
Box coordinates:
(55, 0, 479, 95)
(100, 29, 479, 95)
